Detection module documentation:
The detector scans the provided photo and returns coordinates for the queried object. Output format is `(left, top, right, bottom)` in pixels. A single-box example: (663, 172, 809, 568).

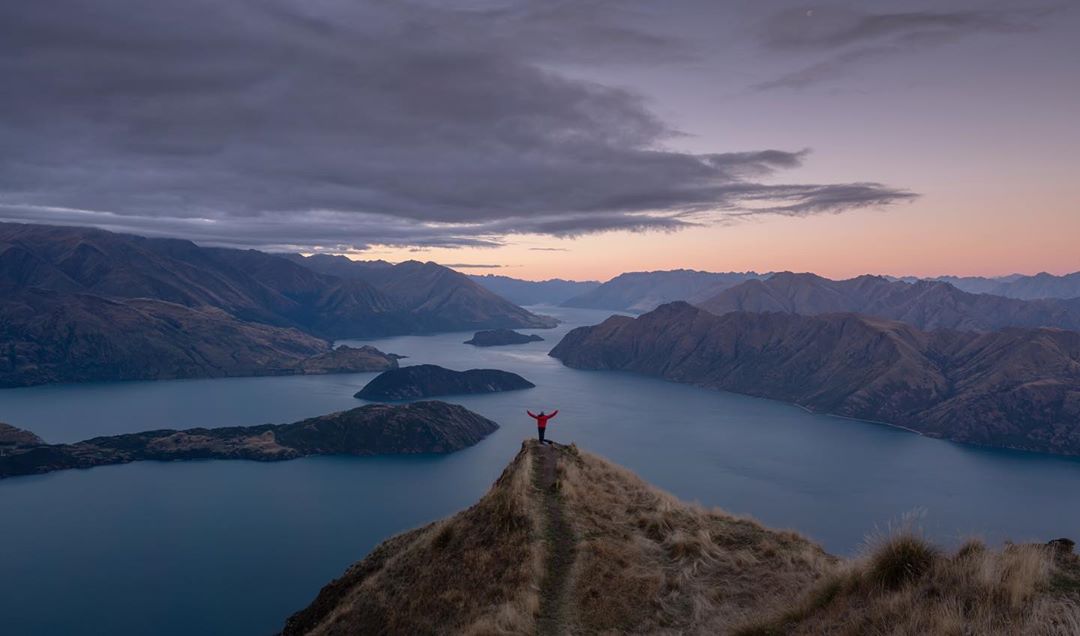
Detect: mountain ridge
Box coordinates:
(469, 273, 600, 306)
(699, 272, 1080, 331)
(0, 222, 554, 386)
(283, 441, 1080, 634)
(550, 302, 1080, 456)
(900, 271, 1080, 300)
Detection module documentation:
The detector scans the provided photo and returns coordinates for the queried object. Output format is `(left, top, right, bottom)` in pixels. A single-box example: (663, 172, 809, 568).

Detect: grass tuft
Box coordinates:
(866, 532, 939, 589)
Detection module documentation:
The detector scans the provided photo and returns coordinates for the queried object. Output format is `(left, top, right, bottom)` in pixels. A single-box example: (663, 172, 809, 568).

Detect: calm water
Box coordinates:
(2, 305, 1079, 635)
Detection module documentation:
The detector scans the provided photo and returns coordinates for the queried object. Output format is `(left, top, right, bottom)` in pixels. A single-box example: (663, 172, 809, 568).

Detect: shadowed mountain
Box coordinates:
(0, 222, 555, 338)
(0, 287, 400, 387)
(550, 302, 1080, 456)
(469, 274, 600, 306)
(355, 364, 535, 401)
(699, 272, 1080, 331)
(562, 269, 763, 313)
(0, 223, 556, 386)
(286, 254, 558, 331)
(283, 441, 1080, 635)
(0, 402, 498, 479)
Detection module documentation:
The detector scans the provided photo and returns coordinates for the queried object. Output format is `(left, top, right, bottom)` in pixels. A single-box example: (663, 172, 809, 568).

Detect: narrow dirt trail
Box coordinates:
(534, 443, 576, 636)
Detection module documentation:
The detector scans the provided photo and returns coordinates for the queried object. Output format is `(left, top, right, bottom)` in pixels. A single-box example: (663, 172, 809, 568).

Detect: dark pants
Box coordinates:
(538, 427, 546, 443)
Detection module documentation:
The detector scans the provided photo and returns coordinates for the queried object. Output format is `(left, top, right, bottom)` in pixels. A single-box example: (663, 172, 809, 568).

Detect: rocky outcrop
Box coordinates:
(464, 329, 544, 347)
(550, 302, 1080, 456)
(699, 272, 1080, 331)
(0, 402, 498, 478)
(355, 365, 535, 401)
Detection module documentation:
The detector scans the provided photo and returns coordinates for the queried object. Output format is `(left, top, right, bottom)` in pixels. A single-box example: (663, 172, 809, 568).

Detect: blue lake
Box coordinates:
(1, 305, 1079, 635)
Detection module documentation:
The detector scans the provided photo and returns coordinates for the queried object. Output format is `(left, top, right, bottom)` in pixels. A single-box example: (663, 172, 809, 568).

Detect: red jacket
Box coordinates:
(527, 410, 558, 428)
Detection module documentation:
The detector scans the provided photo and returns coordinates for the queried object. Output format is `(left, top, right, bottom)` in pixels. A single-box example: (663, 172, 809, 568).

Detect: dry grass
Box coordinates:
(556, 444, 835, 634)
(283, 441, 1080, 635)
(282, 443, 545, 635)
(735, 532, 1080, 636)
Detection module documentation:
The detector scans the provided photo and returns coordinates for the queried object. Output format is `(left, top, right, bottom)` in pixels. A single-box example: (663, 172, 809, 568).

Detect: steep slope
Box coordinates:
(284, 442, 1080, 634)
(550, 302, 1080, 456)
(469, 274, 599, 306)
(0, 402, 497, 478)
(0, 288, 398, 387)
(562, 269, 763, 312)
(0, 223, 303, 324)
(288, 254, 558, 330)
(201, 247, 404, 336)
(0, 222, 554, 339)
(700, 272, 1080, 331)
(283, 441, 833, 635)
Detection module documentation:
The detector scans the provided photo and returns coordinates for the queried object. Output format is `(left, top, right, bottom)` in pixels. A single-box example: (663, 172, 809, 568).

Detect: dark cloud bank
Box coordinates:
(0, 0, 915, 250)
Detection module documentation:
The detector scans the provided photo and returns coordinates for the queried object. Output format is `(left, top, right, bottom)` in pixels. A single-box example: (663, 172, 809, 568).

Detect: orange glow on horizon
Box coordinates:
(352, 193, 1080, 283)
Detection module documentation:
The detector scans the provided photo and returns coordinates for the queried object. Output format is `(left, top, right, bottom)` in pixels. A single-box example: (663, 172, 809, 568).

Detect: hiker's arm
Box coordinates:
(549, 410, 558, 418)
(527, 410, 537, 418)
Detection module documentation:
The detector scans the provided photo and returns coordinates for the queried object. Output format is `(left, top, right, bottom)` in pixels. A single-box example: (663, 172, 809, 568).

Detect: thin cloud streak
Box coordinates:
(755, 6, 1051, 90)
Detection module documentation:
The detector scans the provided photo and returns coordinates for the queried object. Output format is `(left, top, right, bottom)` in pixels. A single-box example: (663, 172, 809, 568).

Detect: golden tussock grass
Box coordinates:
(735, 531, 1080, 636)
(556, 444, 835, 634)
(282, 444, 545, 636)
(284, 441, 1080, 635)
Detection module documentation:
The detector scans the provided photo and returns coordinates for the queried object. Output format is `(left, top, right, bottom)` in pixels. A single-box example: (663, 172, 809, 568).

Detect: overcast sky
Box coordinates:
(2, 0, 1077, 279)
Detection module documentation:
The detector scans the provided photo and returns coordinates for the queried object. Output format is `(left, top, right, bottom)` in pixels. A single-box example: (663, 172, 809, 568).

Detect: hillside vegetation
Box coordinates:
(550, 302, 1080, 456)
(0, 222, 554, 386)
(284, 442, 1079, 634)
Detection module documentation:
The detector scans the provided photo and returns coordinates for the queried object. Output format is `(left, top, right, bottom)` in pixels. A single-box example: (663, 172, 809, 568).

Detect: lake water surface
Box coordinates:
(2, 305, 1079, 635)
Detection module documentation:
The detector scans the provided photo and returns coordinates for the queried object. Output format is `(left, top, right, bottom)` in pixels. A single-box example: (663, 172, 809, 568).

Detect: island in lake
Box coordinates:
(464, 329, 544, 347)
(355, 364, 535, 401)
(0, 402, 498, 479)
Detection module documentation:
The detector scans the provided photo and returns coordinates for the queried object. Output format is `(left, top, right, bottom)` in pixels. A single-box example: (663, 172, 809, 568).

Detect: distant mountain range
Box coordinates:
(0, 223, 554, 386)
(561, 269, 764, 312)
(538, 267, 1080, 316)
(698, 272, 1080, 332)
(896, 272, 1080, 300)
(469, 273, 599, 306)
(551, 302, 1080, 456)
